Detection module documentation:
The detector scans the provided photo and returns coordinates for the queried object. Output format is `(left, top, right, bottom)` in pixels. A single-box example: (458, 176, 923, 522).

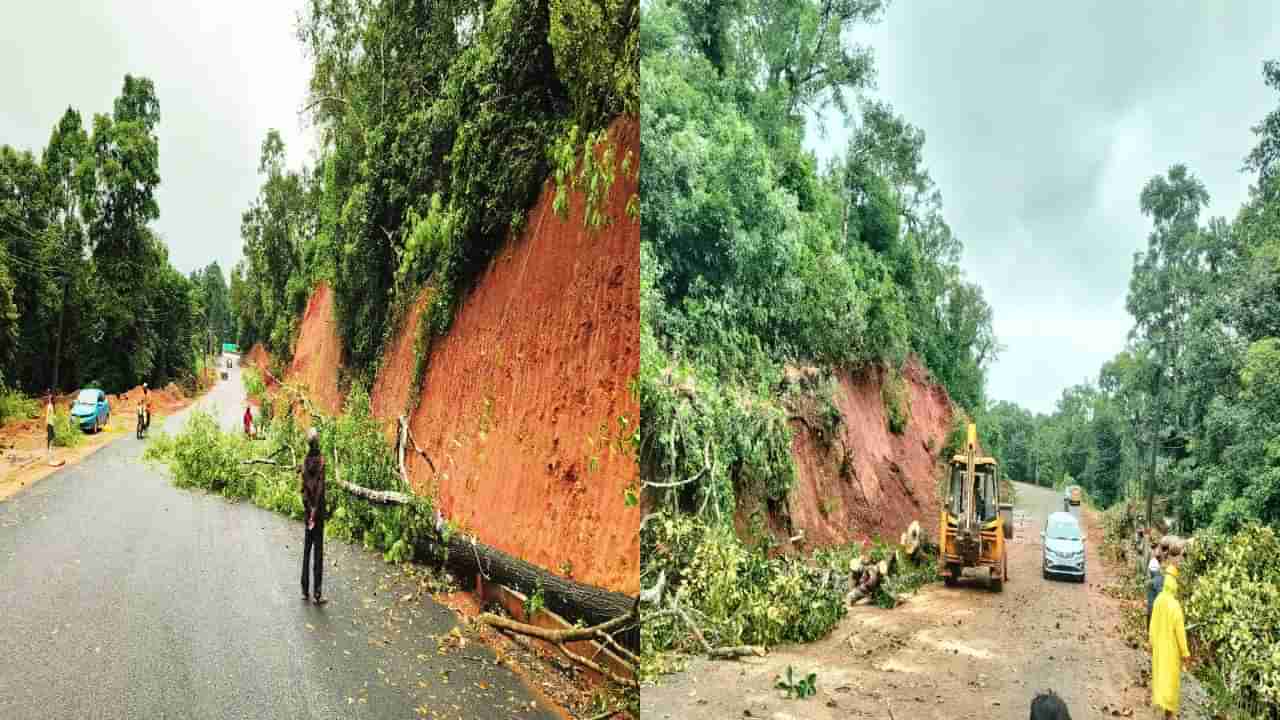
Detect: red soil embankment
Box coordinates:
(244, 343, 273, 377)
(780, 360, 952, 549)
(370, 292, 430, 440)
(386, 117, 640, 595)
(287, 283, 344, 416)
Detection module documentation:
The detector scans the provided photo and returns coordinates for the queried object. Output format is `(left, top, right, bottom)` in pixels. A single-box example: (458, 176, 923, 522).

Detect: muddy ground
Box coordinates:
(641, 481, 1210, 720)
(0, 377, 206, 503)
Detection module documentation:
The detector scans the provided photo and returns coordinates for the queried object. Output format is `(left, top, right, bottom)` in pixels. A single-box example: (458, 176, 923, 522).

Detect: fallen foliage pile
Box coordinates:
(639, 511, 937, 681)
(144, 385, 438, 565)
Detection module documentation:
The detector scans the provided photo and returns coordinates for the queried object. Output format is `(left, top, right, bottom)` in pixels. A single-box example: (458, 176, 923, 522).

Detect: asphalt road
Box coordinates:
(0, 358, 558, 720)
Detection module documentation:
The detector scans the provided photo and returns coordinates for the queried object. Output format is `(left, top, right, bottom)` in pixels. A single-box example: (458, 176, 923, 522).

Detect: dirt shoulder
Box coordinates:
(0, 377, 211, 504)
(641, 482, 1203, 720)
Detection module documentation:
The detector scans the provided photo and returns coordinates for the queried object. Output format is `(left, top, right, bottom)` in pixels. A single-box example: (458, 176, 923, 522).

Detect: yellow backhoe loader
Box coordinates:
(939, 423, 1014, 590)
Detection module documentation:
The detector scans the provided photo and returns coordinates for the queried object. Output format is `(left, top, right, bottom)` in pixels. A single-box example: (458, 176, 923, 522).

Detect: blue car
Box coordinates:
(1041, 511, 1086, 582)
(71, 388, 111, 433)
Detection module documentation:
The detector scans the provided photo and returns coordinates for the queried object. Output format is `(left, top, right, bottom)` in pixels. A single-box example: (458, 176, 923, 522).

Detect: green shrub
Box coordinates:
(242, 368, 265, 402)
(0, 387, 38, 425)
(639, 359, 795, 519)
(641, 512, 849, 680)
(51, 408, 83, 448)
(1183, 524, 1280, 717)
(881, 366, 911, 435)
(144, 410, 250, 497)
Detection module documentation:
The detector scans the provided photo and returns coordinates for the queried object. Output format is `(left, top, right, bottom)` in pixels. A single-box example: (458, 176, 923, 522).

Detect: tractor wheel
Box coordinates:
(943, 563, 958, 587)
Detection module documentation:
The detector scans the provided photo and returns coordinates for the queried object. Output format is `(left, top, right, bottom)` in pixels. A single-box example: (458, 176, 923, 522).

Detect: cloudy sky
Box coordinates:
(0, 1, 315, 279)
(808, 3, 1280, 414)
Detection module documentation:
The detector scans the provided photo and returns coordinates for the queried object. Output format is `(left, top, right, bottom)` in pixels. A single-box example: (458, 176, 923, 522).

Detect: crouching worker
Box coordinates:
(1030, 689, 1071, 719)
(301, 428, 328, 605)
(845, 554, 880, 605)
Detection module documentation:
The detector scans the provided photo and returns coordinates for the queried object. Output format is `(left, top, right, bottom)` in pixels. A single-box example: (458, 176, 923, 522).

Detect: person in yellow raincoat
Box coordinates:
(1149, 541, 1190, 717)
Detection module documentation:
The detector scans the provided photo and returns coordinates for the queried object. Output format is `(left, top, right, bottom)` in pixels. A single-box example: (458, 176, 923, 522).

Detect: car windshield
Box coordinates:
(76, 390, 98, 404)
(1047, 517, 1081, 541)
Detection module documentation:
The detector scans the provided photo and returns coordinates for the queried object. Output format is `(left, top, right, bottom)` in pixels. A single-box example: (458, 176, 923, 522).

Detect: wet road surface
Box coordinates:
(0, 360, 558, 719)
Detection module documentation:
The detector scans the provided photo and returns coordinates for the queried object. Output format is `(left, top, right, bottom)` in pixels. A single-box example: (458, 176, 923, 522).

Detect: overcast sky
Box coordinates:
(0, 1, 315, 280)
(808, 3, 1280, 414)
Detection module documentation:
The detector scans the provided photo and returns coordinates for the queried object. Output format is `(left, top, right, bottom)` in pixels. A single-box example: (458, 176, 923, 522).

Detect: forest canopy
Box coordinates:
(0, 75, 228, 396)
(640, 0, 998, 519)
(981, 59, 1280, 534)
(232, 0, 639, 402)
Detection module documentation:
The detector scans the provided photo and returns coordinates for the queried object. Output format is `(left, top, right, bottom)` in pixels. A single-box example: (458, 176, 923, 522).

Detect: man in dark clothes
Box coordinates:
(301, 427, 328, 605)
(1029, 689, 1071, 719)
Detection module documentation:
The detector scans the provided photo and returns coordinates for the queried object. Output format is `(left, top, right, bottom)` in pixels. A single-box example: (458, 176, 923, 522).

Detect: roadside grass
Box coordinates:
(243, 368, 265, 402)
(0, 387, 39, 425)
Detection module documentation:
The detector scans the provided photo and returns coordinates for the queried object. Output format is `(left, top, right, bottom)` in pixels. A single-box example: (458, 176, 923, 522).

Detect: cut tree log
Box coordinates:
(246, 440, 640, 650)
(435, 528, 639, 650)
(326, 428, 640, 652)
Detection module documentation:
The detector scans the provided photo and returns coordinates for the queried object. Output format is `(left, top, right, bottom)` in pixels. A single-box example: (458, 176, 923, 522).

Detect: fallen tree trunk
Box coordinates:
(327, 430, 640, 652)
(435, 529, 639, 651)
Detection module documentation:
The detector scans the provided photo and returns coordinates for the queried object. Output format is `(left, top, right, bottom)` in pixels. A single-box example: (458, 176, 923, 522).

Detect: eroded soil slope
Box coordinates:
(390, 117, 640, 594)
(286, 283, 344, 416)
(771, 361, 952, 550)
(370, 291, 430, 441)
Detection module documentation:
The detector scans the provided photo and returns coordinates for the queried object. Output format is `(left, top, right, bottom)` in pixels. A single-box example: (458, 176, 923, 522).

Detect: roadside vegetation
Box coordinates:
(993, 59, 1280, 719)
(0, 388, 38, 426)
(145, 384, 443, 567)
(639, 0, 998, 675)
(49, 408, 82, 448)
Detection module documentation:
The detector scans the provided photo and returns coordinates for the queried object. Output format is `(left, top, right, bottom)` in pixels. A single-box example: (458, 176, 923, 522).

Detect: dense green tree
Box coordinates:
(1243, 59, 1280, 184)
(0, 76, 201, 395)
(239, 130, 310, 358)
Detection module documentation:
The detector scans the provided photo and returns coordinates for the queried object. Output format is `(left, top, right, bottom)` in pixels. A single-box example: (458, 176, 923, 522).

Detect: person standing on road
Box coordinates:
(301, 427, 328, 605)
(44, 391, 55, 460)
(1150, 541, 1190, 719)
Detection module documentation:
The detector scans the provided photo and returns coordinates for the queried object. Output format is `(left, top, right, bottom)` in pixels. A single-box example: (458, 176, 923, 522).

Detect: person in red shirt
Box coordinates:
(243, 406, 253, 437)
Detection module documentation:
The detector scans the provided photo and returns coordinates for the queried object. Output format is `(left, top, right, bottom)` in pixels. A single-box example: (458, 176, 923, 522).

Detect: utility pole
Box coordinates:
(1146, 355, 1163, 528)
(51, 272, 70, 392)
